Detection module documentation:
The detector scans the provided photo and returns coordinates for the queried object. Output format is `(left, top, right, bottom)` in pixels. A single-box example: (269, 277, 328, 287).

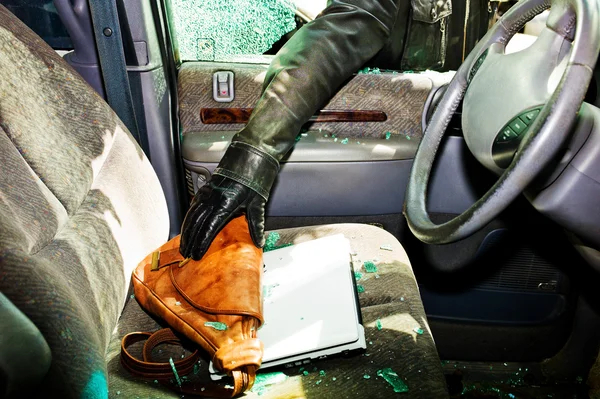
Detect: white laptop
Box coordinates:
(210, 234, 365, 377)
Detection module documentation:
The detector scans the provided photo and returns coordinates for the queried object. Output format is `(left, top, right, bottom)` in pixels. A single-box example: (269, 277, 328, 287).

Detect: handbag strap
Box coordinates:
(120, 329, 254, 397)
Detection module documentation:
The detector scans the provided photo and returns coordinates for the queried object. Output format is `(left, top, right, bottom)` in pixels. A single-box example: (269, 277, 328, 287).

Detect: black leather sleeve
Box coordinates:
(219, 0, 403, 185)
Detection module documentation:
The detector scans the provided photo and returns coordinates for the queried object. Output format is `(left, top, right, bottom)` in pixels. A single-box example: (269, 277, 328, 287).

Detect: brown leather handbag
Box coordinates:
(120, 216, 264, 397)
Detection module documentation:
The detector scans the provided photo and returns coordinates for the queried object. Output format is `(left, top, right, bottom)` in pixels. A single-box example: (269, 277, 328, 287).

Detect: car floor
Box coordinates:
(443, 360, 595, 398)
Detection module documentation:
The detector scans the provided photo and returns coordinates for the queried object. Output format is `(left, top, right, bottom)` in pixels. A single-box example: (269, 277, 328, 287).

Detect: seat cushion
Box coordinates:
(0, 6, 169, 398)
(107, 223, 448, 398)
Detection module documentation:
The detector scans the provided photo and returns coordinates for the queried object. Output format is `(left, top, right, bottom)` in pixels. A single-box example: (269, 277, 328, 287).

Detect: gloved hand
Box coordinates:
(180, 141, 279, 260)
(180, 175, 266, 260)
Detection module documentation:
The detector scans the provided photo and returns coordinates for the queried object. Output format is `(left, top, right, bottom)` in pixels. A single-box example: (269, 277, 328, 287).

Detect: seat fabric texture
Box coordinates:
(0, 5, 448, 398)
(0, 6, 169, 398)
(107, 224, 449, 398)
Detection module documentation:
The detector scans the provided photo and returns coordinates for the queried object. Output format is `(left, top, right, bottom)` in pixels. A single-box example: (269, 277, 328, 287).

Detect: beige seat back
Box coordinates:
(0, 6, 169, 398)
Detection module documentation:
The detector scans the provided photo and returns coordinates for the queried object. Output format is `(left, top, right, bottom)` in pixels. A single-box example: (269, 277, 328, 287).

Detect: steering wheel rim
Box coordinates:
(404, 0, 600, 245)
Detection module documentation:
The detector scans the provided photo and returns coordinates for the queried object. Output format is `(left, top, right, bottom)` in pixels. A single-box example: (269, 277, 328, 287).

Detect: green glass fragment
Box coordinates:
(413, 327, 424, 335)
(356, 284, 365, 293)
(263, 283, 280, 298)
(204, 321, 228, 331)
(376, 319, 383, 330)
(319, 370, 326, 377)
(332, 377, 337, 381)
(363, 261, 378, 273)
(341, 138, 349, 144)
(385, 132, 392, 140)
(354, 271, 364, 281)
(251, 371, 288, 395)
(303, 371, 309, 376)
(363, 374, 371, 379)
(263, 232, 280, 251)
(406, 135, 411, 141)
(316, 379, 322, 385)
(377, 368, 409, 393)
(357, 67, 382, 75)
(264, 232, 293, 252)
(169, 357, 182, 387)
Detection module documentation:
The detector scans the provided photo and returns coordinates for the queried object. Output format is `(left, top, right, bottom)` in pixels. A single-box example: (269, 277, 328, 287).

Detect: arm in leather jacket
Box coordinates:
(180, 0, 405, 260)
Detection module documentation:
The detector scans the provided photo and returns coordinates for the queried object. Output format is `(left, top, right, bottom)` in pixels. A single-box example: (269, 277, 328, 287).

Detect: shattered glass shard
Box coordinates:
(354, 271, 364, 281)
(377, 368, 409, 393)
(264, 232, 280, 249)
(363, 261, 378, 273)
(250, 372, 288, 395)
(263, 232, 292, 252)
(413, 327, 424, 335)
(169, 357, 182, 387)
(204, 321, 228, 331)
(263, 283, 280, 298)
(357, 285, 365, 293)
(376, 319, 383, 330)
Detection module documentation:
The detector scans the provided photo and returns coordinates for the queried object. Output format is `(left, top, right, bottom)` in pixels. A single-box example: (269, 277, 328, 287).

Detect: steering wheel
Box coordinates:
(404, 0, 600, 244)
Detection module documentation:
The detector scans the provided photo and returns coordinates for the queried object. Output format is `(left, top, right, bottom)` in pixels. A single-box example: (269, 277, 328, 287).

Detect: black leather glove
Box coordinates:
(180, 141, 279, 260)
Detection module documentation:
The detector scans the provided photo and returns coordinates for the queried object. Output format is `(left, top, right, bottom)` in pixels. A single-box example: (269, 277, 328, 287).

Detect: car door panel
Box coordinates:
(178, 62, 436, 140)
(178, 62, 476, 218)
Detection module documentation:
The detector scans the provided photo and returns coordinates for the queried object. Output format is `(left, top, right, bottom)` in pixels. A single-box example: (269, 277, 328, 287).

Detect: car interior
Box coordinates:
(1, 0, 600, 398)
